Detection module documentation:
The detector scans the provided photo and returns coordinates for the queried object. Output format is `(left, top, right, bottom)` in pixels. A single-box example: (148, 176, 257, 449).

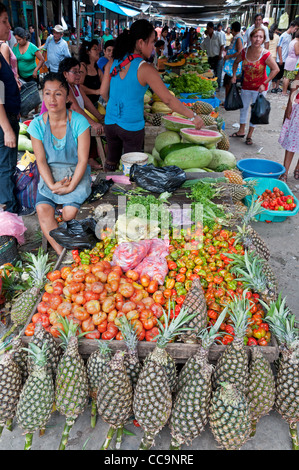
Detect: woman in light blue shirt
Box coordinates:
(100, 19, 204, 171)
(28, 73, 91, 254)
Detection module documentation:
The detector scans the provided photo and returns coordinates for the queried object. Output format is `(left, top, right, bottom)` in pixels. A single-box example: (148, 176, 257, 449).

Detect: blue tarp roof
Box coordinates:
(93, 0, 140, 17)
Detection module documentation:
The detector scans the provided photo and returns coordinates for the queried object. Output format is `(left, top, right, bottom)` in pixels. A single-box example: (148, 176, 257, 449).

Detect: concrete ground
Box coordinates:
(0, 89, 298, 451)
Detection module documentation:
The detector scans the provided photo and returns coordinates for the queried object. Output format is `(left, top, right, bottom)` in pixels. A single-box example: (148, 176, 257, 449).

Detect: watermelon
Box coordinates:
(160, 142, 197, 161)
(180, 128, 222, 146)
(207, 149, 237, 170)
(154, 130, 181, 153)
(163, 145, 212, 170)
(162, 115, 195, 132)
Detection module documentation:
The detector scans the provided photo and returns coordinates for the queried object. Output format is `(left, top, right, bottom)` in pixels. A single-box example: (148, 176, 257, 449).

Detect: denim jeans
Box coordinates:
(0, 115, 19, 213)
(208, 56, 223, 89)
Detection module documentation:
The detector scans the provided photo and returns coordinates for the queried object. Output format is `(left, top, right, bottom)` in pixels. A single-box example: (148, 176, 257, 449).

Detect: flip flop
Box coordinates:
(294, 168, 299, 180)
(231, 132, 245, 138)
(245, 137, 253, 145)
(279, 173, 288, 183)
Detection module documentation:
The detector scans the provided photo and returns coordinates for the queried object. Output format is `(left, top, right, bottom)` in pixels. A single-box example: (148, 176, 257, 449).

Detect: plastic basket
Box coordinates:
(243, 177, 299, 222)
(0, 235, 18, 265)
(179, 97, 221, 108)
(237, 158, 285, 179)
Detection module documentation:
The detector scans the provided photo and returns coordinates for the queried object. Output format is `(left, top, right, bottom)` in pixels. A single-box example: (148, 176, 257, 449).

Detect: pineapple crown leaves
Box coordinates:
(262, 295, 299, 348)
(56, 315, 89, 350)
(230, 250, 269, 291)
(155, 302, 198, 349)
(226, 289, 253, 338)
(22, 247, 53, 289)
(118, 315, 138, 352)
(94, 339, 113, 355)
(196, 305, 229, 349)
(242, 198, 265, 226)
(22, 342, 49, 368)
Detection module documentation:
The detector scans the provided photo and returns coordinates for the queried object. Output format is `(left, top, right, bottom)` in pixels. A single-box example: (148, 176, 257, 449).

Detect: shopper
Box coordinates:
(276, 21, 299, 95)
(101, 28, 113, 47)
(97, 39, 114, 77)
(282, 30, 299, 96)
(13, 27, 45, 83)
(231, 27, 279, 145)
(200, 21, 226, 90)
(27, 73, 91, 254)
(160, 26, 170, 57)
(79, 39, 102, 106)
(223, 21, 243, 100)
(217, 23, 226, 45)
(243, 14, 270, 49)
(225, 27, 233, 47)
(42, 24, 71, 72)
(99, 19, 204, 172)
(268, 23, 280, 93)
(278, 70, 299, 181)
(0, 2, 21, 214)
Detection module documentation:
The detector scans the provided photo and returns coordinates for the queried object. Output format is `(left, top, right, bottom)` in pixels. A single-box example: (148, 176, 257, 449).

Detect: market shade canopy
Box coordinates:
(93, 0, 141, 16)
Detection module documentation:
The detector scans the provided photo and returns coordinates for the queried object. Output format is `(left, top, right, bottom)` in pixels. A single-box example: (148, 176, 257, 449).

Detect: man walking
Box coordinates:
(42, 24, 70, 73)
(276, 20, 299, 94)
(243, 14, 270, 49)
(201, 22, 225, 90)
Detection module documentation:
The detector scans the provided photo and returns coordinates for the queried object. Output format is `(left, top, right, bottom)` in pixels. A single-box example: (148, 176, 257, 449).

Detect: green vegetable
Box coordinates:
(168, 74, 215, 95)
(163, 145, 212, 170)
(18, 134, 33, 152)
(207, 149, 237, 171)
(19, 122, 28, 135)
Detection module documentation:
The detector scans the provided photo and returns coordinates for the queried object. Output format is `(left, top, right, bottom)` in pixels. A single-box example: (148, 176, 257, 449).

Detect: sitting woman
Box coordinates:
(27, 73, 92, 255)
(79, 39, 102, 106)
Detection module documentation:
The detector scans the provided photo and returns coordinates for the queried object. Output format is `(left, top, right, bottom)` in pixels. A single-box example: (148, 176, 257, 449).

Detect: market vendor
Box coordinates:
(99, 19, 204, 172)
(27, 73, 92, 255)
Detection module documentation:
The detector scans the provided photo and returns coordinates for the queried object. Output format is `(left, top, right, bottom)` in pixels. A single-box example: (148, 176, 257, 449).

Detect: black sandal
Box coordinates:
(245, 137, 253, 145)
(279, 173, 288, 182)
(231, 132, 245, 138)
(294, 168, 299, 180)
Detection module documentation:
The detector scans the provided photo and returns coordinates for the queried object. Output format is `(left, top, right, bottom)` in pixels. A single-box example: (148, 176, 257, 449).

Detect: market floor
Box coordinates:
(1, 89, 298, 452)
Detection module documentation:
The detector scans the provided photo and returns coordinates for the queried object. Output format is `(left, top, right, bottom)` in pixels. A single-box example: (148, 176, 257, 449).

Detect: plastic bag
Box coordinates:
(112, 240, 152, 272)
(250, 93, 271, 125)
(129, 164, 186, 194)
(49, 218, 98, 250)
(224, 83, 243, 111)
(0, 210, 27, 245)
(135, 238, 169, 285)
(115, 214, 160, 243)
(20, 80, 41, 116)
(85, 178, 114, 203)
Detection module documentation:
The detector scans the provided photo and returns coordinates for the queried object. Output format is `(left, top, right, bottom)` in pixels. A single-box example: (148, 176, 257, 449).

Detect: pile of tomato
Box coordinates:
(25, 223, 271, 346)
(259, 187, 296, 211)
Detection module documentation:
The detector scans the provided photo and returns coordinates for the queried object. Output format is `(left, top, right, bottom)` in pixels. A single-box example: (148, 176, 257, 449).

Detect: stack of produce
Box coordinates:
(144, 89, 175, 127)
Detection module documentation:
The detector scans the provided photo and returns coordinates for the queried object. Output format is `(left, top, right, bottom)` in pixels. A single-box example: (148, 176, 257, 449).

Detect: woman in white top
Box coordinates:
(160, 26, 169, 57)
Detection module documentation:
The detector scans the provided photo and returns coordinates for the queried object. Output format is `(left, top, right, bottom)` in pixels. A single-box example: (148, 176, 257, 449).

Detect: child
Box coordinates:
(97, 39, 114, 79)
(278, 71, 299, 181)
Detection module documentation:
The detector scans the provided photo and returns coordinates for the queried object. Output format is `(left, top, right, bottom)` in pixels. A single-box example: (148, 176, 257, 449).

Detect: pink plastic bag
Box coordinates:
(0, 211, 27, 245)
(135, 238, 169, 285)
(112, 240, 152, 272)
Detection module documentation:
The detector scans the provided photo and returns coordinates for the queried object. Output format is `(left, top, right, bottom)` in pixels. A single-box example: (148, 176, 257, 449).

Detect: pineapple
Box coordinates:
(192, 101, 214, 115)
(133, 306, 196, 450)
(152, 113, 162, 126)
(199, 114, 216, 127)
(54, 316, 89, 450)
(230, 250, 277, 306)
(212, 291, 252, 394)
(97, 350, 133, 450)
(209, 382, 252, 450)
(118, 315, 142, 388)
(86, 340, 112, 429)
(223, 169, 244, 185)
(0, 249, 52, 344)
(235, 198, 271, 261)
(216, 130, 230, 151)
(247, 346, 275, 437)
(11, 337, 29, 385)
(27, 321, 62, 378)
(265, 306, 299, 450)
(170, 307, 228, 449)
(180, 278, 208, 344)
(0, 351, 22, 437)
(16, 343, 55, 450)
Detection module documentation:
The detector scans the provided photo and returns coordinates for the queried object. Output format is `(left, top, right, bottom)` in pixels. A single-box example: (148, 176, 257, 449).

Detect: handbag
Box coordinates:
(13, 161, 39, 212)
(20, 80, 41, 116)
(224, 83, 243, 111)
(250, 93, 271, 125)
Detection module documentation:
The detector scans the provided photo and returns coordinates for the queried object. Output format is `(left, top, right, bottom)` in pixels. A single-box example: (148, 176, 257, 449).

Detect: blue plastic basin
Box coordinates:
(236, 158, 285, 179)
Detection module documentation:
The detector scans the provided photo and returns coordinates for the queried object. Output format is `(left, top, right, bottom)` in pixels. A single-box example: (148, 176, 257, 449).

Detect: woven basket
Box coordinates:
(0, 235, 18, 265)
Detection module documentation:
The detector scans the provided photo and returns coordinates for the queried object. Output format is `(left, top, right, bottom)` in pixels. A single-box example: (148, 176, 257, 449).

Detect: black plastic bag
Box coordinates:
(129, 164, 186, 193)
(224, 83, 243, 111)
(49, 218, 98, 250)
(250, 93, 271, 125)
(85, 178, 114, 203)
(20, 80, 41, 116)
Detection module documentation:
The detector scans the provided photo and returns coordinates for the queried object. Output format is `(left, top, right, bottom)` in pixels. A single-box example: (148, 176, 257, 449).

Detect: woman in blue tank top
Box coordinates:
(100, 19, 204, 171)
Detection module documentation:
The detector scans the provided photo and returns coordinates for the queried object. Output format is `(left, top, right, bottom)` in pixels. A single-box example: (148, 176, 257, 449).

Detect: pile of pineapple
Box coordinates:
(0, 289, 298, 451)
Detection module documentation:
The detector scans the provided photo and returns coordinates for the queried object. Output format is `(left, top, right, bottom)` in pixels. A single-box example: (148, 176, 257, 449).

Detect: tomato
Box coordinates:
(247, 337, 258, 346)
(57, 301, 72, 317)
(37, 301, 50, 314)
(118, 282, 135, 298)
(260, 322, 269, 332)
(32, 313, 42, 324)
(102, 297, 116, 314)
(150, 302, 164, 318)
(122, 301, 137, 314)
(126, 270, 139, 281)
(84, 291, 100, 301)
(176, 295, 186, 305)
(48, 294, 63, 310)
(140, 309, 157, 330)
(72, 306, 90, 322)
(68, 282, 83, 295)
(85, 330, 101, 339)
(107, 309, 118, 323)
(140, 274, 150, 287)
(225, 324, 234, 336)
(126, 310, 140, 322)
(207, 309, 218, 320)
(152, 291, 165, 305)
(133, 419, 141, 427)
(145, 327, 159, 342)
(167, 260, 177, 271)
(47, 270, 61, 282)
(97, 319, 108, 333)
(116, 331, 123, 340)
(44, 283, 54, 294)
(92, 312, 107, 326)
(102, 323, 118, 340)
(85, 300, 101, 315)
(147, 280, 158, 294)
(222, 334, 234, 345)
(253, 326, 266, 339)
(258, 337, 268, 346)
(60, 266, 72, 280)
(52, 282, 64, 295)
(82, 317, 95, 332)
(252, 314, 263, 326)
(141, 297, 155, 308)
(85, 273, 97, 284)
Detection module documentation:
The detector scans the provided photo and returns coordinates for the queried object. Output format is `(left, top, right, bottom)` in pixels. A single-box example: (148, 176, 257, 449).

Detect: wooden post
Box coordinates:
(76, 0, 81, 57)
(33, 0, 41, 47)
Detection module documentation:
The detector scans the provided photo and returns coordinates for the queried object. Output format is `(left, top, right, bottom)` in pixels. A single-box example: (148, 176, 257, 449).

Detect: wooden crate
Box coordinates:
(144, 125, 163, 153)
